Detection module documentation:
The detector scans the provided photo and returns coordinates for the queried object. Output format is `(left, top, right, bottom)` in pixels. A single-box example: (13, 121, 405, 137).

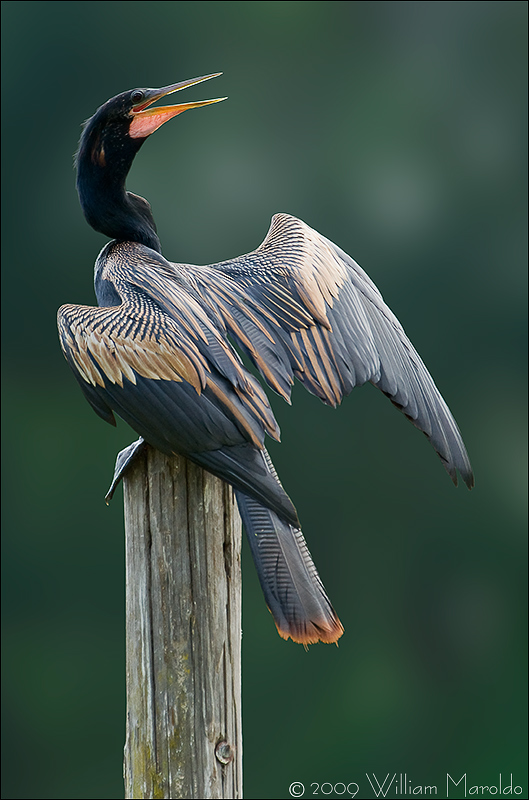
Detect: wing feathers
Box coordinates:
(194, 213, 473, 487)
(60, 214, 472, 486)
(59, 303, 206, 391)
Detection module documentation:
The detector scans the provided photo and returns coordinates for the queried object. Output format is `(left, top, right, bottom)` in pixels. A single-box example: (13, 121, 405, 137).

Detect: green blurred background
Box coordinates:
(2, 2, 527, 798)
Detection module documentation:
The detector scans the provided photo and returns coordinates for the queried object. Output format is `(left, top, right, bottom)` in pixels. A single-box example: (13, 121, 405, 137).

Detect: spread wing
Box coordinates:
(176, 213, 474, 488)
(57, 252, 302, 524)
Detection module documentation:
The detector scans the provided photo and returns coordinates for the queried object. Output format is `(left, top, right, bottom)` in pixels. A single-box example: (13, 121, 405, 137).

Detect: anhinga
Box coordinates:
(58, 73, 473, 646)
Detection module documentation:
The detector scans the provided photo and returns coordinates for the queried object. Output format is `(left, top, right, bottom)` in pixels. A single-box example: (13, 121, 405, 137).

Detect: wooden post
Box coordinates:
(122, 444, 243, 799)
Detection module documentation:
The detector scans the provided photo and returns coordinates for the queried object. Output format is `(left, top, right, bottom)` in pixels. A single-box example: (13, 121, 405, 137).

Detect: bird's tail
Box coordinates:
(235, 451, 343, 645)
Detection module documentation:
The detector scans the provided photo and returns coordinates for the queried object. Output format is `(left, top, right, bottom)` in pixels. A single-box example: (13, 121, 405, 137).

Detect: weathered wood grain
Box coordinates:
(123, 445, 242, 799)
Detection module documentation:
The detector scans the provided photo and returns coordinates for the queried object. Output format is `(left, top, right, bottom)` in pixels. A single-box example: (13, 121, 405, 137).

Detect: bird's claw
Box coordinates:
(105, 437, 146, 503)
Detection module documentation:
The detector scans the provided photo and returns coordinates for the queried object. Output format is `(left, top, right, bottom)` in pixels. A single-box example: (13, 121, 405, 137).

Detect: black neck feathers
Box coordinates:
(76, 100, 161, 253)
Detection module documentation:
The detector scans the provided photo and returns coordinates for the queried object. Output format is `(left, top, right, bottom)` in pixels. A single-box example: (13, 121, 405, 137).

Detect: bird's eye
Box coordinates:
(131, 90, 145, 105)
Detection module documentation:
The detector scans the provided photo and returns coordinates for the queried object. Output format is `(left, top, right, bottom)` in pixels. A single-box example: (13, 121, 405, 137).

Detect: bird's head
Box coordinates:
(78, 73, 226, 173)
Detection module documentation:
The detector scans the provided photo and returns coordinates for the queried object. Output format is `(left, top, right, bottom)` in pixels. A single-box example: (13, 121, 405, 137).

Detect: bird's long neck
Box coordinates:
(76, 129, 161, 253)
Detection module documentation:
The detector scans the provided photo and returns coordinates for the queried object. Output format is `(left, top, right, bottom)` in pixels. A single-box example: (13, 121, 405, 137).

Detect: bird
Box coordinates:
(58, 73, 474, 646)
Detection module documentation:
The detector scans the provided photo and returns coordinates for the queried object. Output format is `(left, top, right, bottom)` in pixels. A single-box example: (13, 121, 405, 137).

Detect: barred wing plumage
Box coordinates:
(178, 213, 474, 489)
(57, 242, 298, 523)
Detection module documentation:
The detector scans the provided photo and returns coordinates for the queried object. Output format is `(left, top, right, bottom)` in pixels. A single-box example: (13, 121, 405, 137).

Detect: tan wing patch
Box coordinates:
(259, 214, 347, 327)
(102, 245, 260, 393)
(58, 304, 206, 392)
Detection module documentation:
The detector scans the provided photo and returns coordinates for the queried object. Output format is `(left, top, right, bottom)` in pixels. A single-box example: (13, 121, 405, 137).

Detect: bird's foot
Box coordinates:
(105, 437, 146, 503)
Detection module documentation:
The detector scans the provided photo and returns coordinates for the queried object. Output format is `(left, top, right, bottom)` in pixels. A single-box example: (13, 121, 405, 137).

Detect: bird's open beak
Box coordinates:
(129, 73, 226, 139)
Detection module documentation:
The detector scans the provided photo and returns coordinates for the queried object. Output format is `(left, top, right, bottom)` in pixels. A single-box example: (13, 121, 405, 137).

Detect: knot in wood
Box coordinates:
(215, 740, 234, 765)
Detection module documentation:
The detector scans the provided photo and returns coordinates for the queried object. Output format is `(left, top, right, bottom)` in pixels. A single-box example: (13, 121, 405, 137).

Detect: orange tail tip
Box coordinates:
(275, 614, 345, 646)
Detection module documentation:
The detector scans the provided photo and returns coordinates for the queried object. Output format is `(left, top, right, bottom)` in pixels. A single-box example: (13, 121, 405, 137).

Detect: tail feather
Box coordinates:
(236, 489, 343, 645)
